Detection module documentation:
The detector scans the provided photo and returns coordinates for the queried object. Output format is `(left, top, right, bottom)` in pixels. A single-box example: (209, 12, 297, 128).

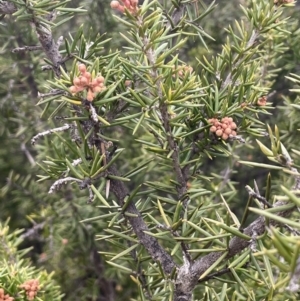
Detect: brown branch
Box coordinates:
(12, 45, 43, 53)
(6, 2, 64, 77)
(0, 1, 17, 14)
(90, 121, 176, 275)
(108, 164, 177, 275)
(245, 185, 273, 208)
(34, 19, 64, 77)
(173, 201, 295, 301)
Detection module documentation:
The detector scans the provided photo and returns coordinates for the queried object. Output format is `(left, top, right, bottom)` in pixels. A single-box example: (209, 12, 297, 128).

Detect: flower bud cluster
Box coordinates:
(0, 289, 14, 301)
(19, 279, 40, 301)
(110, 0, 138, 14)
(208, 117, 237, 141)
(69, 64, 105, 102)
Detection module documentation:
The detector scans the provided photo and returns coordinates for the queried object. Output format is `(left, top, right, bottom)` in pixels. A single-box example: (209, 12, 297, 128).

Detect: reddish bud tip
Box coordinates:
(210, 126, 217, 133)
(230, 122, 237, 130)
(78, 63, 86, 73)
(96, 76, 105, 83)
(110, 0, 120, 8)
(222, 133, 229, 140)
(73, 77, 81, 86)
(224, 128, 232, 135)
(216, 129, 223, 137)
(87, 89, 94, 102)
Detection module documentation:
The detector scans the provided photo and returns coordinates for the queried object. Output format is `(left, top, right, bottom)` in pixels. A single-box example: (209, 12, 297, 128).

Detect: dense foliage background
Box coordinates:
(1, 0, 300, 300)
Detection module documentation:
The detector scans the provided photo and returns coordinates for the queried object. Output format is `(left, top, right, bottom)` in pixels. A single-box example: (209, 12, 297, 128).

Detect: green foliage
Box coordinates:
(0, 221, 63, 301)
(2, 0, 300, 300)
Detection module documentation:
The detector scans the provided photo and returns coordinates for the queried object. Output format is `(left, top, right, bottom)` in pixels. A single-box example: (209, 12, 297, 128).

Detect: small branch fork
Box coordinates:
(245, 185, 273, 208)
(157, 224, 192, 263)
(80, 112, 177, 275)
(173, 201, 295, 301)
(49, 177, 95, 203)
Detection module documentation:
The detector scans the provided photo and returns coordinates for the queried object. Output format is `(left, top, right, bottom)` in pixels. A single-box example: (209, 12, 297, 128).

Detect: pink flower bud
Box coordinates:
(222, 133, 229, 140)
(96, 76, 105, 83)
(69, 86, 78, 94)
(78, 63, 86, 73)
(210, 126, 217, 133)
(110, 1, 120, 9)
(216, 129, 223, 137)
(87, 89, 94, 102)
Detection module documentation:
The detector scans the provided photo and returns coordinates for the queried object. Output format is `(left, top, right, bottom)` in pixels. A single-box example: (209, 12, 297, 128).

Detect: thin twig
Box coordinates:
(38, 89, 65, 99)
(12, 45, 43, 53)
(21, 142, 35, 166)
(48, 177, 82, 194)
(31, 123, 72, 145)
(157, 224, 192, 262)
(245, 185, 273, 208)
(21, 222, 46, 239)
(198, 266, 232, 283)
(143, 34, 189, 205)
(33, 15, 65, 77)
